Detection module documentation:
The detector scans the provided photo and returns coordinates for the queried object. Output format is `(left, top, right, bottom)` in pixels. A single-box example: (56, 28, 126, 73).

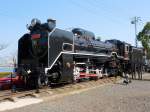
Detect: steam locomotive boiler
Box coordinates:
(17, 18, 141, 88)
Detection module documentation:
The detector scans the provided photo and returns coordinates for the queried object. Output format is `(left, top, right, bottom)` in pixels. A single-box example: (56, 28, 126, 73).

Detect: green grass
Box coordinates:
(0, 72, 11, 78)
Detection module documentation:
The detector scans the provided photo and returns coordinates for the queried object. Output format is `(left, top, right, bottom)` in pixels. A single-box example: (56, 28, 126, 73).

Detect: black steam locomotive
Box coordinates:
(17, 18, 144, 88)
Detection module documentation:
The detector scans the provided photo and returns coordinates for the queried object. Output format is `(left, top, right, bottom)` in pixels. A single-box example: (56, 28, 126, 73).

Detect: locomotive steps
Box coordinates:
(0, 77, 121, 111)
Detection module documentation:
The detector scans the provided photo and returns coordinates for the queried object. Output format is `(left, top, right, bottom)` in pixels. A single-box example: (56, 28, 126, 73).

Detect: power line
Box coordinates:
(68, 0, 125, 25)
(69, 0, 100, 17)
(84, 0, 127, 23)
(0, 8, 25, 20)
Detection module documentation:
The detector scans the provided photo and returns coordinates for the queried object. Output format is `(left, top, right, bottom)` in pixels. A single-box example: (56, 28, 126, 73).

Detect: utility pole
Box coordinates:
(131, 16, 141, 47)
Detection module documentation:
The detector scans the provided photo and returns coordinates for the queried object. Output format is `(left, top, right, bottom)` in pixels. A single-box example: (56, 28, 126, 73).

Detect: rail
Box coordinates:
(0, 76, 119, 102)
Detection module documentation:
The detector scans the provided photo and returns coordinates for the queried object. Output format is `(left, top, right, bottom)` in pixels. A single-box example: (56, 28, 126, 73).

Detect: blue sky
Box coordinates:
(0, 0, 150, 56)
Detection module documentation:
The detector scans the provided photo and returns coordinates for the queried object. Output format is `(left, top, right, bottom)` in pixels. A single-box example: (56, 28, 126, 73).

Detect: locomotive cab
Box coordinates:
(124, 43, 130, 60)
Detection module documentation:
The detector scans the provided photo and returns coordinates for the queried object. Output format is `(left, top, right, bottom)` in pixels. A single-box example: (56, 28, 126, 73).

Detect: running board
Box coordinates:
(45, 51, 111, 74)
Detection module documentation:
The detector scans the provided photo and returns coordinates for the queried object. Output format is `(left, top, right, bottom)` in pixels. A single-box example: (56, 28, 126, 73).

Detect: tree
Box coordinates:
(138, 22, 150, 58)
(9, 50, 17, 67)
(0, 43, 9, 66)
(0, 44, 8, 51)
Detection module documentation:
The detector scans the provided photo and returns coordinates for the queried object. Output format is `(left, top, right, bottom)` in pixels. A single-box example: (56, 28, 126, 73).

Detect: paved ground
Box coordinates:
(142, 73, 150, 80)
(3, 73, 150, 112)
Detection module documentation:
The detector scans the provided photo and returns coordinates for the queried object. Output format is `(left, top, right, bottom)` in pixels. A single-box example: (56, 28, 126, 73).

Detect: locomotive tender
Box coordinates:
(17, 18, 143, 87)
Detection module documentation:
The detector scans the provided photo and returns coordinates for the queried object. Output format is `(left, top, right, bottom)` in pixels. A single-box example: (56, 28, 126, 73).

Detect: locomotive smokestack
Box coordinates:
(31, 18, 41, 27)
(27, 18, 41, 30)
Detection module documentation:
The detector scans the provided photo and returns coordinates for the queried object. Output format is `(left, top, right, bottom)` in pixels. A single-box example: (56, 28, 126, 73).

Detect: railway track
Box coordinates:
(0, 77, 120, 102)
(0, 87, 50, 102)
